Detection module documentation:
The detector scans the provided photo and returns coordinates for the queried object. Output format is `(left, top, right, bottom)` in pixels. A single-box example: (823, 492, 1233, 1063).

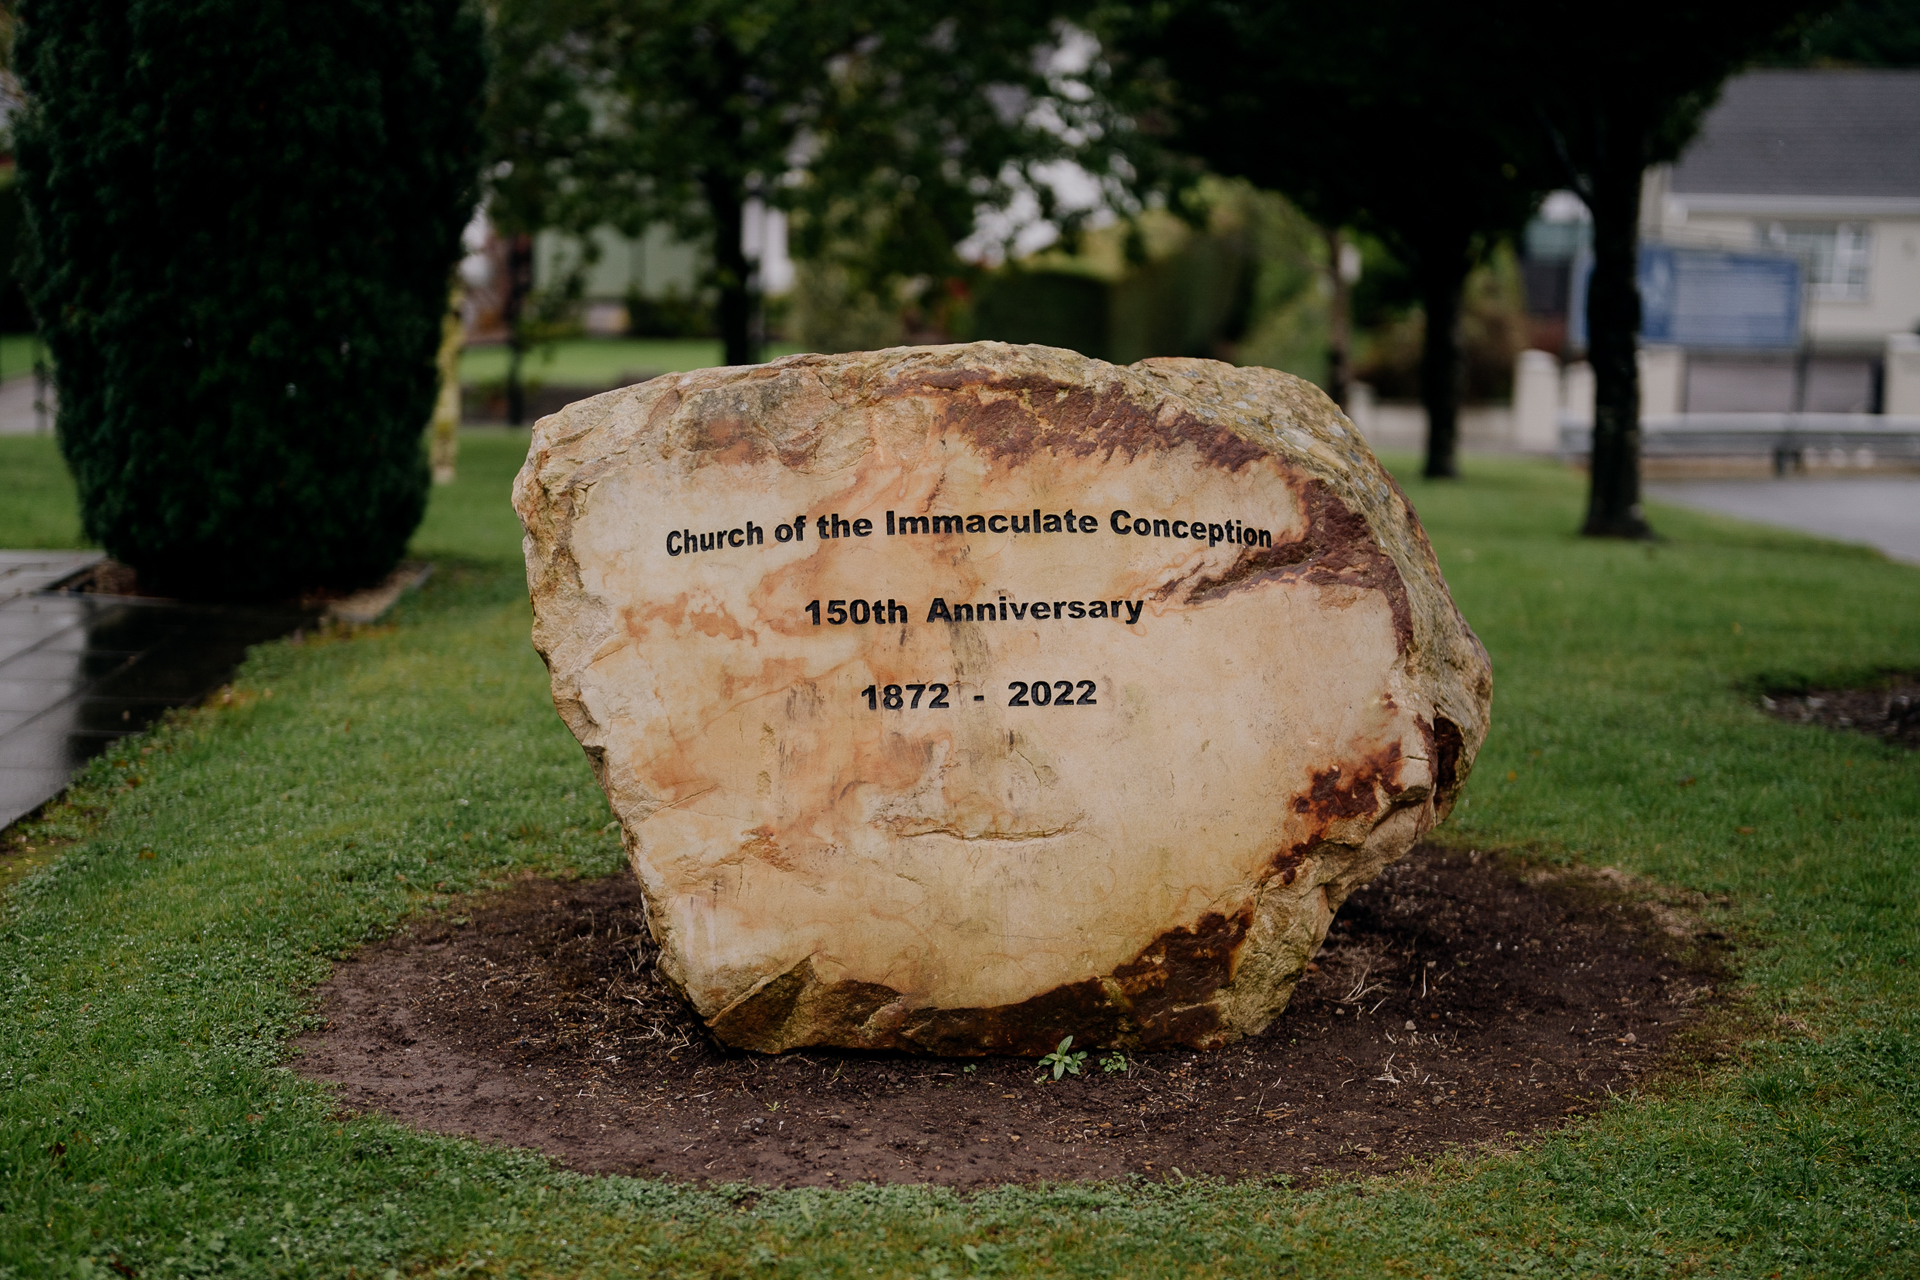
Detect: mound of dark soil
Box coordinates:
(295, 845, 1725, 1188)
(1761, 678, 1920, 750)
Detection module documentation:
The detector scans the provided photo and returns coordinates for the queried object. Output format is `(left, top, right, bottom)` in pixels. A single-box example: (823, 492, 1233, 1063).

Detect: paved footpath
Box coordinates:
(1647, 477, 1920, 567)
(0, 374, 52, 435)
(0, 552, 308, 829)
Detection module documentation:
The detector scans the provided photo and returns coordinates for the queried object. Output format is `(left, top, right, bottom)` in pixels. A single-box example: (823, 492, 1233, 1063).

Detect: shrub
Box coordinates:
(16, 0, 486, 598)
(968, 270, 1111, 362)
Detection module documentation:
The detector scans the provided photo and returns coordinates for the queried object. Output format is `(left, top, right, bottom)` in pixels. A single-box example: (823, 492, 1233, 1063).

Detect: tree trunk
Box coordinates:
(429, 284, 464, 483)
(1325, 226, 1351, 408)
(503, 233, 534, 427)
(1581, 152, 1653, 537)
(1419, 253, 1469, 479)
(705, 173, 758, 367)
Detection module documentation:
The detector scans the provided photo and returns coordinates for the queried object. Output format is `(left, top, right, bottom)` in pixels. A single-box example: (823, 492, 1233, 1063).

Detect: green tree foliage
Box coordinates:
(1520, 1, 1823, 538)
(0, 8, 35, 333)
(1106, 197, 1254, 364)
(486, 0, 1125, 367)
(972, 270, 1112, 358)
(1219, 188, 1331, 385)
(959, 182, 1321, 373)
(1766, 0, 1920, 65)
(1113, 1, 1835, 520)
(0, 172, 32, 332)
(1353, 251, 1529, 405)
(15, 0, 485, 598)
(1107, 1, 1541, 479)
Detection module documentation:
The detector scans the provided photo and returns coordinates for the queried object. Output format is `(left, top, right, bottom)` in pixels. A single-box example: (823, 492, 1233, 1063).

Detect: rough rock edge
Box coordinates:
(512, 344, 1492, 1054)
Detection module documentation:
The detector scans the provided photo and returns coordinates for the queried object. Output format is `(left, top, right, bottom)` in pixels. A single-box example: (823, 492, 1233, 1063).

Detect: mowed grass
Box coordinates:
(0, 435, 86, 549)
(2, 433, 1917, 1278)
(0, 334, 48, 383)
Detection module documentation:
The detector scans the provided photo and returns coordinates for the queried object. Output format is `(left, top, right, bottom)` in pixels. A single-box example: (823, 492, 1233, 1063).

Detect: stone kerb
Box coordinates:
(513, 343, 1491, 1056)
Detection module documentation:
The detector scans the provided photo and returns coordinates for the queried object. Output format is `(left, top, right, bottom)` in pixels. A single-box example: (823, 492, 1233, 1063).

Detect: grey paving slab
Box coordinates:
(0, 621, 89, 657)
(0, 604, 92, 636)
(25, 630, 103, 655)
(1, 648, 136, 682)
(0, 636, 62, 665)
(0, 768, 74, 814)
(1646, 478, 1920, 566)
(0, 550, 100, 600)
(0, 572, 310, 829)
(0, 678, 76, 714)
(0, 712, 104, 770)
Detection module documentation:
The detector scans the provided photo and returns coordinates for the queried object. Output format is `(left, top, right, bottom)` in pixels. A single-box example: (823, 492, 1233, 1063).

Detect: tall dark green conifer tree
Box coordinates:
(16, 0, 486, 597)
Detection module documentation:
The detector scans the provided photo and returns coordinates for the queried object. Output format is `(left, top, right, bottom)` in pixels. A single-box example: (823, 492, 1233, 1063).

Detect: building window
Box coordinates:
(1757, 221, 1872, 301)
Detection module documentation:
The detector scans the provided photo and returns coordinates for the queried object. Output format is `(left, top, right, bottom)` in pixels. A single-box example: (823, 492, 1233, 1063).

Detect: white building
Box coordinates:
(533, 206, 793, 336)
(1640, 68, 1920, 413)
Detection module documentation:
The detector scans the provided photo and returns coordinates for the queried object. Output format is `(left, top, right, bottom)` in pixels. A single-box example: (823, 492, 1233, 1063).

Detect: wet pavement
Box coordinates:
(1647, 477, 1920, 566)
(0, 551, 311, 829)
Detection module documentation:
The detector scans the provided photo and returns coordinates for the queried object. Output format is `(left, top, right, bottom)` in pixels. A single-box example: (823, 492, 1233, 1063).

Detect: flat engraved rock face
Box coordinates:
(514, 345, 1491, 1056)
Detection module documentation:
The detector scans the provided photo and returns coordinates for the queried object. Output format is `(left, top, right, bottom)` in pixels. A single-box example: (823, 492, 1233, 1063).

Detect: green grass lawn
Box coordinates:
(0, 436, 85, 548)
(3, 436, 1916, 1277)
(0, 333, 47, 384)
(459, 338, 807, 387)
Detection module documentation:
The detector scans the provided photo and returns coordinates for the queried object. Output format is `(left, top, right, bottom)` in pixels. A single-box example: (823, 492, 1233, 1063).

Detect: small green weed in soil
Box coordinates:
(1, 439, 1916, 1277)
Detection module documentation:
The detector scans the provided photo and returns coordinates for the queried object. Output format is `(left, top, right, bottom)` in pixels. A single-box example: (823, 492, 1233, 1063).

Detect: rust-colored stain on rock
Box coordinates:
(514, 343, 1491, 1055)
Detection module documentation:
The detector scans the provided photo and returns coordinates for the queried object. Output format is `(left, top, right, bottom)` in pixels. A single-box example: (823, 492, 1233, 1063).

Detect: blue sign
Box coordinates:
(1569, 244, 1801, 350)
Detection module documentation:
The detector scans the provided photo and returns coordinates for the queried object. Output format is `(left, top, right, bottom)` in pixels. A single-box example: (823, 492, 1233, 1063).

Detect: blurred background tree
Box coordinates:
(0, 169, 29, 336)
(956, 178, 1329, 381)
(0, 4, 38, 350)
(1514, 0, 1830, 538)
(1349, 245, 1529, 407)
(16, 0, 485, 597)
(1765, 0, 1920, 65)
(1104, 0, 1544, 479)
(485, 0, 1129, 369)
(479, 0, 608, 423)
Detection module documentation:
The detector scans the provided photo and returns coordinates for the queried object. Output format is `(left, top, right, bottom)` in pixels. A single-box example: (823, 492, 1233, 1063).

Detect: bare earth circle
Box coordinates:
(296, 846, 1722, 1188)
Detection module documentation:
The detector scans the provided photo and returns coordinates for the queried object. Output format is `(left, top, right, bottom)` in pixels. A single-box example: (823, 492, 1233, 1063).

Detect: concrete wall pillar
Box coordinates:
(1513, 350, 1561, 451)
(1561, 361, 1595, 426)
(1638, 345, 1686, 418)
(1886, 333, 1920, 416)
(1343, 380, 1376, 436)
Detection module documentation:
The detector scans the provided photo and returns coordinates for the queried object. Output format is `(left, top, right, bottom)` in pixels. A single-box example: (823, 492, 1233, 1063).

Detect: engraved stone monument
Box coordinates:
(514, 345, 1491, 1055)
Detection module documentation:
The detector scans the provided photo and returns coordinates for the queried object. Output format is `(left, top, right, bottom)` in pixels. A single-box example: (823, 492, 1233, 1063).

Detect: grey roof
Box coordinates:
(1669, 69, 1920, 198)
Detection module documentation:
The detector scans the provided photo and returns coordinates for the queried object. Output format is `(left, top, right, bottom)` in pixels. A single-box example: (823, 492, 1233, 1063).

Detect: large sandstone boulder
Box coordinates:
(514, 344, 1490, 1055)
